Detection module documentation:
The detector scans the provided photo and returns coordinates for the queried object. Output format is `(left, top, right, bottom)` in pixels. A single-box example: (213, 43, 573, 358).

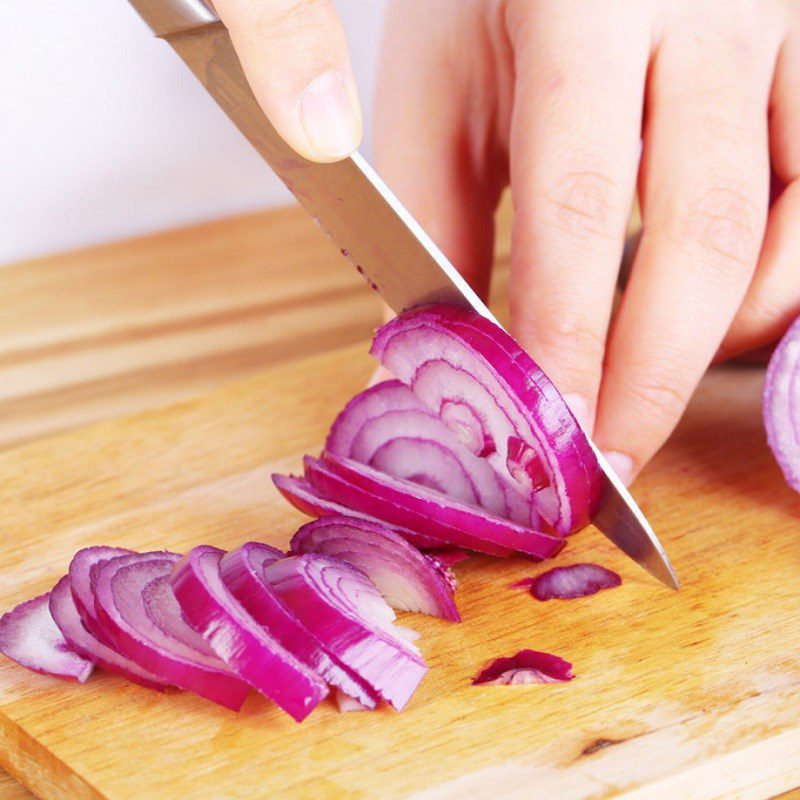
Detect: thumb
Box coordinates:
(214, 0, 362, 162)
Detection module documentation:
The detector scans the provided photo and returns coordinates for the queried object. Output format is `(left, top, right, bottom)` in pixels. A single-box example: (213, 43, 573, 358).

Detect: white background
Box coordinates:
(0, 0, 387, 266)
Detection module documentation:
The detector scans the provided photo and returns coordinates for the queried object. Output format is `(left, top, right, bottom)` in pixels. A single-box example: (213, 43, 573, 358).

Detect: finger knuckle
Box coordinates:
(544, 170, 623, 241)
(624, 369, 692, 424)
(532, 315, 606, 366)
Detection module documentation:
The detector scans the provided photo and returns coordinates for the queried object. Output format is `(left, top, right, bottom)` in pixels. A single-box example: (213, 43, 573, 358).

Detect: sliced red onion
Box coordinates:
(371, 305, 602, 533)
(219, 542, 378, 709)
(49, 576, 166, 690)
(171, 546, 329, 722)
(262, 554, 428, 710)
(290, 515, 460, 621)
(440, 398, 495, 456)
(528, 563, 621, 601)
(472, 650, 574, 685)
(308, 453, 564, 559)
(93, 551, 249, 710)
(764, 313, 800, 492)
(272, 473, 443, 550)
(424, 548, 470, 568)
(335, 688, 371, 713)
(0, 592, 93, 683)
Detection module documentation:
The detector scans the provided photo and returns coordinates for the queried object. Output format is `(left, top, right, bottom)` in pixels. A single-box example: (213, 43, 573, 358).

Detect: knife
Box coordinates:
(126, 0, 678, 589)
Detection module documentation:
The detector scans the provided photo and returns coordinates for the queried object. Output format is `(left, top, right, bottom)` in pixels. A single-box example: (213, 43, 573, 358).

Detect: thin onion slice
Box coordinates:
(472, 650, 574, 685)
(0, 592, 93, 683)
(93, 551, 249, 710)
(528, 563, 621, 601)
(272, 473, 443, 550)
(263, 554, 428, 711)
(171, 546, 329, 722)
(763, 313, 800, 492)
(425, 549, 470, 568)
(309, 453, 564, 559)
(290, 515, 460, 621)
(49, 576, 165, 690)
(371, 305, 602, 533)
(219, 542, 377, 708)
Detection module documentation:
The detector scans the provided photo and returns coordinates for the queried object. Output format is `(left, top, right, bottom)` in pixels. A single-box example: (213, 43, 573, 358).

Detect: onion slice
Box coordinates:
(93, 551, 249, 710)
(371, 305, 602, 533)
(263, 554, 428, 710)
(472, 649, 574, 685)
(425, 549, 470, 568)
(290, 515, 460, 621)
(171, 546, 329, 722)
(527, 563, 621, 601)
(763, 313, 800, 492)
(272, 473, 443, 550)
(0, 592, 93, 683)
(220, 542, 377, 709)
(49, 575, 166, 690)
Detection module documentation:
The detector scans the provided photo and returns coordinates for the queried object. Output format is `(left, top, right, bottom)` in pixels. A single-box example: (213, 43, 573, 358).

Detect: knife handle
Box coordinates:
(127, 0, 219, 38)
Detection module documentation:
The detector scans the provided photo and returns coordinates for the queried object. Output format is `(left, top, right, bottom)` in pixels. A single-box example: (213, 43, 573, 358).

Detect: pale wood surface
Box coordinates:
(2, 200, 800, 798)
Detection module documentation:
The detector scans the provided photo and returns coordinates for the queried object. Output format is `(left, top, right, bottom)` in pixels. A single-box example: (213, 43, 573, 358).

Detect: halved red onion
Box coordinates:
(262, 554, 428, 710)
(290, 515, 460, 621)
(272, 473, 443, 550)
(171, 546, 329, 722)
(93, 551, 249, 710)
(219, 542, 377, 708)
(528, 563, 621, 601)
(371, 305, 602, 533)
(0, 592, 93, 682)
(308, 453, 564, 559)
(472, 650, 574, 685)
(49, 575, 166, 690)
(763, 313, 800, 492)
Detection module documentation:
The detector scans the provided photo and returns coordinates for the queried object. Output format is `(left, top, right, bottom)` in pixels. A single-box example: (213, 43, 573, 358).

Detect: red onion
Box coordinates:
(527, 563, 622, 601)
(472, 650, 574, 685)
(371, 305, 602, 533)
(306, 453, 564, 559)
(424, 549, 470, 568)
(290, 515, 460, 621)
(171, 546, 329, 722)
(219, 542, 378, 708)
(272, 473, 442, 550)
(764, 313, 800, 492)
(335, 689, 371, 713)
(93, 551, 249, 710)
(0, 592, 93, 683)
(49, 576, 166, 690)
(262, 554, 428, 710)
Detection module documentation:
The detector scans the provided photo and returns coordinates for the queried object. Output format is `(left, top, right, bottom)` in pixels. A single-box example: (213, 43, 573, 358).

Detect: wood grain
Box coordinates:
(2, 331, 800, 798)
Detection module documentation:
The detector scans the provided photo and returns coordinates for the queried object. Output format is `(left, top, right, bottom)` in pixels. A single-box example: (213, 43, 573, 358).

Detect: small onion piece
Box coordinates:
(371, 305, 602, 533)
(171, 546, 329, 722)
(272, 473, 443, 550)
(263, 554, 428, 711)
(423, 549, 469, 568)
(335, 688, 371, 713)
(0, 592, 93, 682)
(763, 313, 800, 492)
(308, 453, 564, 559)
(49, 576, 166, 690)
(290, 515, 460, 621)
(93, 551, 249, 710)
(219, 542, 378, 709)
(528, 563, 621, 601)
(472, 649, 574, 685)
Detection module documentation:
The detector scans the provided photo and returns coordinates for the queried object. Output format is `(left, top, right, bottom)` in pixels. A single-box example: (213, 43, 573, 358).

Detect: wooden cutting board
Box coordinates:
(2, 326, 800, 798)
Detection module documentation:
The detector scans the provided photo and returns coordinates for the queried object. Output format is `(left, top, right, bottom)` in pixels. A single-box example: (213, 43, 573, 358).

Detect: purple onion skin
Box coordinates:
(263, 554, 428, 711)
(49, 576, 166, 690)
(530, 563, 621, 601)
(290, 515, 461, 622)
(171, 546, 329, 722)
(472, 649, 574, 685)
(0, 592, 93, 683)
(219, 543, 378, 708)
(93, 552, 250, 711)
(763, 313, 800, 492)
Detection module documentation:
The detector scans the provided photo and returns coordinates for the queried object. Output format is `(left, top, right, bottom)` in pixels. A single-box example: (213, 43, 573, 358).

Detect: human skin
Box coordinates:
(213, 0, 800, 484)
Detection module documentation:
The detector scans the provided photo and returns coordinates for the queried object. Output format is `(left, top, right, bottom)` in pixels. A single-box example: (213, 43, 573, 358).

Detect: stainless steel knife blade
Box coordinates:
(126, 0, 678, 589)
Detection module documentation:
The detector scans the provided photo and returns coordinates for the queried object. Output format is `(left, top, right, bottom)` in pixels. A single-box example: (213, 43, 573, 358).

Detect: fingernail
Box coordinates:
(563, 393, 592, 433)
(603, 450, 634, 486)
(300, 71, 361, 160)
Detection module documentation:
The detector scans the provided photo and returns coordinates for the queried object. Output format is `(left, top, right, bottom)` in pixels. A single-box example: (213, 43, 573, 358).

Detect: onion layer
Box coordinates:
(290, 515, 460, 621)
(528, 563, 622, 601)
(472, 649, 574, 685)
(171, 546, 329, 722)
